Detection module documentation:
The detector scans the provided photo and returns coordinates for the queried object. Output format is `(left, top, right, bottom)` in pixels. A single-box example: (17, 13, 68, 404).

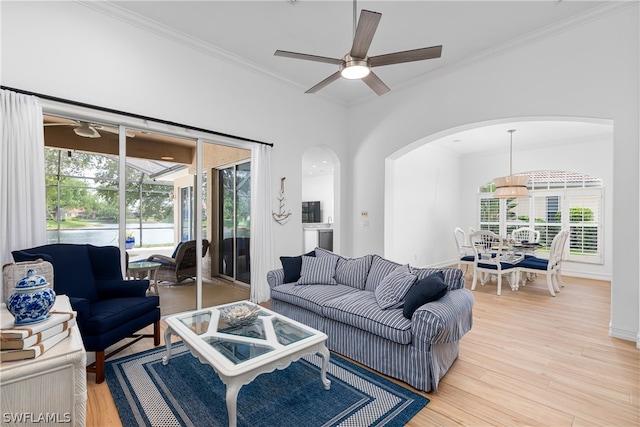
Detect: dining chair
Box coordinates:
(469, 230, 519, 296)
(515, 230, 569, 297)
(453, 227, 475, 274)
(511, 227, 541, 244)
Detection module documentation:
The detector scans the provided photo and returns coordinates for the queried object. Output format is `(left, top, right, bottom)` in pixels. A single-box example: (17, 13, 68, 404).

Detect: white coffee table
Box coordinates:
(162, 301, 331, 427)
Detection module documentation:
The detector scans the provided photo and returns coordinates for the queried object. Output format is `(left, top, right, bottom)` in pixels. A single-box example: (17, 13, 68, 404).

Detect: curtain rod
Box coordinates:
(1, 85, 274, 147)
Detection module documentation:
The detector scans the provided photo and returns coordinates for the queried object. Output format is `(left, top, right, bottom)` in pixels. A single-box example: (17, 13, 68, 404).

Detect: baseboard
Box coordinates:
(608, 323, 639, 344)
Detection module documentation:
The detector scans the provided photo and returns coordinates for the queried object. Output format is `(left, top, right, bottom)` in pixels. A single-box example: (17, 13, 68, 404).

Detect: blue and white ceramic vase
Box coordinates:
(7, 269, 56, 325)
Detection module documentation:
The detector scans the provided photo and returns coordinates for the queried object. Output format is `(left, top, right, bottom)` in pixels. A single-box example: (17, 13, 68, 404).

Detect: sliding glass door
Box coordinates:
(218, 161, 250, 284)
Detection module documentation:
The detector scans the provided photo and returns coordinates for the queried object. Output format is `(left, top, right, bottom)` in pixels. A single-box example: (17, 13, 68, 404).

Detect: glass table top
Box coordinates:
(174, 302, 315, 365)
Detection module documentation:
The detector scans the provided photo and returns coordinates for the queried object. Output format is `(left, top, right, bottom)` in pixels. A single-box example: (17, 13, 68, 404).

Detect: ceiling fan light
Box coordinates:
(340, 59, 370, 79)
(73, 124, 100, 138)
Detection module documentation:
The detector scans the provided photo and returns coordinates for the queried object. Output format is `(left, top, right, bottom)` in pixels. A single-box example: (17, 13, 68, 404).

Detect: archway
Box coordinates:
(384, 117, 613, 280)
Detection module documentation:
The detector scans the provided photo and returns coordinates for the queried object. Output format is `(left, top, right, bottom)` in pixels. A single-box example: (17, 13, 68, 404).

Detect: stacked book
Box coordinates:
(0, 305, 76, 362)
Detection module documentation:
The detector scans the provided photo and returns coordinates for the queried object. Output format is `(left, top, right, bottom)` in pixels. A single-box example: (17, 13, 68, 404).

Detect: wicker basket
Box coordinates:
(2, 259, 54, 304)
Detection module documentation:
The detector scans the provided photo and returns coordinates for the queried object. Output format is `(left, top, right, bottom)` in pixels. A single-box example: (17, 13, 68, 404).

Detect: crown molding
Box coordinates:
(77, 1, 635, 108)
(354, 1, 638, 107)
(75, 1, 349, 104)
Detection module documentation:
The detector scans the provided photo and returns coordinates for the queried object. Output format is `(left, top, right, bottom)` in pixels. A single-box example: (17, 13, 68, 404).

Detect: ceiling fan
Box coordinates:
(44, 120, 135, 139)
(274, 4, 442, 96)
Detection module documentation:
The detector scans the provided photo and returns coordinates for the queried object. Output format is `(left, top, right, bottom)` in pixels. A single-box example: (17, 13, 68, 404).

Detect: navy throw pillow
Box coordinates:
(402, 271, 448, 319)
(280, 251, 315, 283)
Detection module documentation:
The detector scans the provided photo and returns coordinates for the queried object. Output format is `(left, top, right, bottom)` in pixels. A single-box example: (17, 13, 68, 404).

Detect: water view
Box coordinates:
(47, 222, 175, 246)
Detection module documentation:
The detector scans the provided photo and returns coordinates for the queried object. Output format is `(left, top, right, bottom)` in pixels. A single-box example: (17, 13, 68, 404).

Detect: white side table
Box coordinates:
(0, 295, 87, 426)
(127, 261, 161, 294)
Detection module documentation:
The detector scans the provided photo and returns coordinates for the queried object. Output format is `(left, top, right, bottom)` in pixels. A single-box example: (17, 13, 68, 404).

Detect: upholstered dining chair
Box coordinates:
(516, 230, 569, 297)
(453, 227, 475, 274)
(147, 239, 210, 283)
(469, 230, 519, 296)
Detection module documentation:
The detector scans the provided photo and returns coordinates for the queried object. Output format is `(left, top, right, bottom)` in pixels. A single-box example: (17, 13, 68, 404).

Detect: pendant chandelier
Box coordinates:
(493, 129, 530, 198)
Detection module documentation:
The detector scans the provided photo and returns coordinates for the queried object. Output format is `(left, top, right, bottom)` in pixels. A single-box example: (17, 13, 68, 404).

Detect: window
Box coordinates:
(477, 171, 603, 264)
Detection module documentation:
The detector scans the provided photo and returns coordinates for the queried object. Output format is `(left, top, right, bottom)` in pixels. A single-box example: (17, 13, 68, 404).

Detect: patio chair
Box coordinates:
(469, 230, 519, 296)
(453, 227, 475, 274)
(516, 230, 569, 297)
(147, 239, 210, 283)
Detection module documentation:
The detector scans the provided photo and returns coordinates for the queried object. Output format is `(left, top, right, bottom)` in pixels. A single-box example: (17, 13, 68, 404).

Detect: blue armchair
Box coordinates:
(12, 244, 161, 383)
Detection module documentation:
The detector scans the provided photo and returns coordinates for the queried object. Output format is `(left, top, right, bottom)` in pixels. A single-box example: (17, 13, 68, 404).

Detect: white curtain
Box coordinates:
(0, 89, 47, 292)
(249, 143, 274, 303)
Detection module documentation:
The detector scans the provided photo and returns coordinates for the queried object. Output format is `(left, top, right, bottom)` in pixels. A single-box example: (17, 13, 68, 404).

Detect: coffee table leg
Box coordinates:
(317, 345, 331, 390)
(225, 381, 241, 427)
(162, 328, 174, 365)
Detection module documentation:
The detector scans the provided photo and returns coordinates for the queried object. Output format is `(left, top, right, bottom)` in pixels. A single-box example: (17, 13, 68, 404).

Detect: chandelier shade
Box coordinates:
(493, 129, 530, 198)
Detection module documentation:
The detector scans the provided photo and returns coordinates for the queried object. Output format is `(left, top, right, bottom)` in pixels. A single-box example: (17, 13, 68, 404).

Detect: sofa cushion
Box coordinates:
(375, 264, 417, 309)
(365, 255, 402, 292)
(411, 267, 465, 291)
(403, 271, 449, 319)
(335, 254, 373, 290)
(280, 251, 316, 283)
(297, 255, 339, 285)
(322, 291, 413, 345)
(271, 283, 360, 316)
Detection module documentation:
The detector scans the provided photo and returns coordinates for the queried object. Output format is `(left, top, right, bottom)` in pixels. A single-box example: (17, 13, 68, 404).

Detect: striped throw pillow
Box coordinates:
(297, 255, 339, 285)
(335, 255, 373, 289)
(374, 264, 417, 310)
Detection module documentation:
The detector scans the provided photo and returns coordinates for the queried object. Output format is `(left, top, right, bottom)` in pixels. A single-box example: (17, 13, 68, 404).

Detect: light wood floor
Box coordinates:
(86, 274, 639, 426)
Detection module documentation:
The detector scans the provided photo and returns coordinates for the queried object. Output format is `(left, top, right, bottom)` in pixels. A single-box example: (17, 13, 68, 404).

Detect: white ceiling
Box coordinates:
(109, 0, 607, 105)
(104, 1, 613, 172)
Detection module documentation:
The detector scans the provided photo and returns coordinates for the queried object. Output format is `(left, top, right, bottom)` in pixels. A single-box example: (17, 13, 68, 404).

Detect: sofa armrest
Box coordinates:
(96, 279, 148, 299)
(411, 288, 474, 350)
(267, 269, 285, 289)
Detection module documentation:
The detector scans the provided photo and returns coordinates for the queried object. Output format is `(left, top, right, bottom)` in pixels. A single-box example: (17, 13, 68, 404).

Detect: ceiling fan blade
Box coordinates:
(274, 50, 342, 65)
(362, 71, 390, 96)
(43, 123, 74, 127)
(370, 45, 442, 67)
(350, 10, 382, 59)
(95, 125, 135, 138)
(305, 71, 342, 94)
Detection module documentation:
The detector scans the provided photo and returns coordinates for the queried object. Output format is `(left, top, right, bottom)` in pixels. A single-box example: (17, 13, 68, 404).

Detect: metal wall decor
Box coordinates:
(272, 177, 292, 225)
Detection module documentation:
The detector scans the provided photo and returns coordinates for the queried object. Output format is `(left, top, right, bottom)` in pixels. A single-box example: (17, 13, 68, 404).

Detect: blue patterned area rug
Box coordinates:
(106, 342, 429, 427)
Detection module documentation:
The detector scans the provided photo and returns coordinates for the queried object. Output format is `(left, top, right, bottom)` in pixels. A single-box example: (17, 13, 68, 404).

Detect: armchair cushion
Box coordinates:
(97, 280, 148, 299)
(83, 295, 160, 335)
(171, 242, 183, 258)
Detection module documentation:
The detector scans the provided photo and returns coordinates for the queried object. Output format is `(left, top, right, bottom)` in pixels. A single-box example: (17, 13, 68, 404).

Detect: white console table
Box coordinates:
(0, 295, 87, 426)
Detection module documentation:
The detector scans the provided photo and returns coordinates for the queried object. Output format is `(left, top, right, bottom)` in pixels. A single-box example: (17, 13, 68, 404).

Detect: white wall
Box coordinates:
(348, 6, 638, 342)
(302, 174, 334, 223)
(386, 143, 461, 267)
(0, 1, 349, 264)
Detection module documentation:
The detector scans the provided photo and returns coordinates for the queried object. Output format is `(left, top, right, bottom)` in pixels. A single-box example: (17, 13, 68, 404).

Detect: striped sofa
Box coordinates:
(267, 251, 474, 393)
